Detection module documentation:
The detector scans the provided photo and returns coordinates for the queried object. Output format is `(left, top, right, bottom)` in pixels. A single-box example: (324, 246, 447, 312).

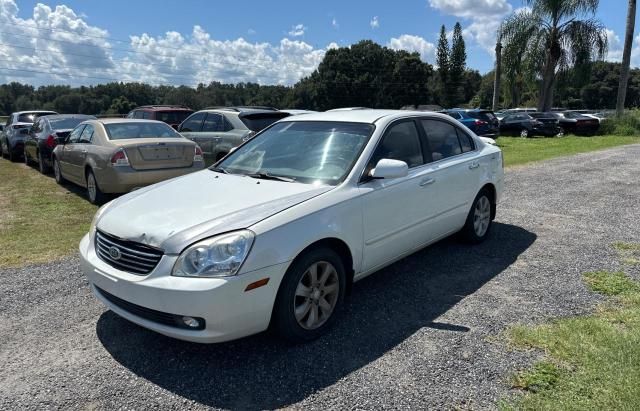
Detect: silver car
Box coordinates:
(177, 107, 289, 165)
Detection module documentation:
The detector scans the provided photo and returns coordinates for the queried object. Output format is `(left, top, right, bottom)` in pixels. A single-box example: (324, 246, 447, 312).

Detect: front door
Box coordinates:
(359, 119, 438, 272)
(58, 125, 85, 183)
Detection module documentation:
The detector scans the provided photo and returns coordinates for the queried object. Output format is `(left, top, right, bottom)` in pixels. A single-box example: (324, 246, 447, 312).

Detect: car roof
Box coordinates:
(278, 109, 454, 124)
(14, 110, 58, 115)
(199, 107, 279, 115)
(94, 118, 168, 125)
(40, 114, 95, 120)
(133, 105, 192, 111)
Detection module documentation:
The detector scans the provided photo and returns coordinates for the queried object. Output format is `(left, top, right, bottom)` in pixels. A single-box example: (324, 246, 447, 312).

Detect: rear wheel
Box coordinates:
(38, 152, 50, 174)
(8, 146, 16, 162)
(460, 189, 494, 244)
(272, 247, 346, 343)
(86, 170, 105, 204)
(520, 128, 530, 138)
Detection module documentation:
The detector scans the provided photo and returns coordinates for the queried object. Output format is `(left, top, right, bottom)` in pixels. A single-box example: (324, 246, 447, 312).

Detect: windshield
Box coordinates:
(17, 112, 56, 123)
(156, 110, 193, 124)
(217, 121, 374, 185)
(104, 122, 182, 140)
(49, 117, 93, 130)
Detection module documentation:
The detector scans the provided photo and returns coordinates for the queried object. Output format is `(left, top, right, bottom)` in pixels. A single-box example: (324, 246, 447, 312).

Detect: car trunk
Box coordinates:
(116, 139, 194, 170)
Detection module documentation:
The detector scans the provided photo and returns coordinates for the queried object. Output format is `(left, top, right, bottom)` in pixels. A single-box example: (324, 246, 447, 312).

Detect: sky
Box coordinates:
(0, 0, 635, 87)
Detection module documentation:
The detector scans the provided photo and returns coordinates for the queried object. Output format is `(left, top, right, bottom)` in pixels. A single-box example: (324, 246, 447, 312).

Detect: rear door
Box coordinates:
(418, 118, 481, 235)
(178, 112, 206, 143)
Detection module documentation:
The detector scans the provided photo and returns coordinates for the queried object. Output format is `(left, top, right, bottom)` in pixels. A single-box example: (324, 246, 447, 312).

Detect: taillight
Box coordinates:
(45, 135, 56, 149)
(110, 149, 130, 166)
(474, 120, 487, 126)
(194, 145, 203, 162)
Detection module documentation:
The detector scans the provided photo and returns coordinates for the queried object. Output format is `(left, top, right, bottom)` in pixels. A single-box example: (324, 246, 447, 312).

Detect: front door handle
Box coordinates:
(420, 178, 436, 187)
(468, 161, 480, 170)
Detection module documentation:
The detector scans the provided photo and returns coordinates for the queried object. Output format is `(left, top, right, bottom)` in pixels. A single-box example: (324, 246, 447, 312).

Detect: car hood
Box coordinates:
(96, 170, 333, 254)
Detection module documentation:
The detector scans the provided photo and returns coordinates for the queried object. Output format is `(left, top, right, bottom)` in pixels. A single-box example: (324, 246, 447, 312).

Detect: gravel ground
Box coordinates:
(1, 144, 639, 410)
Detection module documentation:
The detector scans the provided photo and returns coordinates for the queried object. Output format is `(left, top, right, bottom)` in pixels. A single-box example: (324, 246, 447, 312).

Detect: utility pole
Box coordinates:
(492, 41, 502, 111)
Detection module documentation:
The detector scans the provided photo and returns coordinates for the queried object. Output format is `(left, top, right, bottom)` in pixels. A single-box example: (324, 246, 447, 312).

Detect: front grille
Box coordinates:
(95, 230, 163, 275)
(95, 286, 206, 330)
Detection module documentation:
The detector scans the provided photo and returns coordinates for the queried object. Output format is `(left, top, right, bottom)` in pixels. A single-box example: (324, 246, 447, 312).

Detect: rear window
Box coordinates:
(155, 110, 193, 124)
(467, 111, 496, 121)
(17, 112, 56, 123)
(104, 122, 182, 140)
(49, 117, 92, 130)
(239, 113, 290, 131)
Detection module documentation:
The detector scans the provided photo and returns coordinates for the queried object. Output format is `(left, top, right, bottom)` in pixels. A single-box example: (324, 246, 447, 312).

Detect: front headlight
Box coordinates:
(172, 230, 255, 278)
(89, 201, 113, 238)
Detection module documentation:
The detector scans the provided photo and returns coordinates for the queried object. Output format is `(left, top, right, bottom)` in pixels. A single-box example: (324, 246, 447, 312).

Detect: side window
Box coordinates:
(126, 111, 135, 119)
(456, 129, 475, 153)
(142, 111, 151, 119)
(79, 124, 94, 143)
(368, 120, 424, 170)
(421, 119, 463, 161)
(133, 111, 144, 119)
(68, 125, 85, 143)
(202, 113, 224, 132)
(223, 116, 234, 131)
(447, 112, 462, 120)
(179, 112, 206, 132)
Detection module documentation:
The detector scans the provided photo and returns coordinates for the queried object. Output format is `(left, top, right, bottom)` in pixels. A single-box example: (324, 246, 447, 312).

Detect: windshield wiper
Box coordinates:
(246, 172, 296, 183)
(210, 167, 229, 174)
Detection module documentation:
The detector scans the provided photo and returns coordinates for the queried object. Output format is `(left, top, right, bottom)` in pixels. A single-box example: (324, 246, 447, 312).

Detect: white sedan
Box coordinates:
(79, 110, 504, 343)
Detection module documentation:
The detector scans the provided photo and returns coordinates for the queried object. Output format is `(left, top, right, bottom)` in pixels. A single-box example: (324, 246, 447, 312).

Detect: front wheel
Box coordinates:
(272, 247, 346, 343)
(53, 158, 65, 184)
(520, 128, 530, 138)
(460, 190, 494, 244)
(38, 152, 50, 174)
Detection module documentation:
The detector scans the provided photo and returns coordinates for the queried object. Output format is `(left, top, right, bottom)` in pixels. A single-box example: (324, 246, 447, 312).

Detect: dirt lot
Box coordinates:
(1, 145, 639, 410)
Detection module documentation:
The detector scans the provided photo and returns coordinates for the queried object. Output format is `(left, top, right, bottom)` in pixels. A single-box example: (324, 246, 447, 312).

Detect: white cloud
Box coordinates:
(370, 16, 380, 29)
(429, 0, 513, 55)
(247, 28, 256, 35)
(605, 29, 640, 67)
(332, 18, 339, 29)
(0, 0, 336, 86)
(288, 23, 306, 37)
(387, 34, 436, 62)
(428, 0, 512, 19)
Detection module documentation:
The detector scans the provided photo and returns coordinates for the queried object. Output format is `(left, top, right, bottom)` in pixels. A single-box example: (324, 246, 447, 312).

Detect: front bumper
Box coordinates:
(79, 233, 289, 343)
(96, 162, 205, 194)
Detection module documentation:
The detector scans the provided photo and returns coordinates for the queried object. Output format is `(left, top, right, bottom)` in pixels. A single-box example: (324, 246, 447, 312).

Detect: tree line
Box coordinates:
(0, 35, 481, 116)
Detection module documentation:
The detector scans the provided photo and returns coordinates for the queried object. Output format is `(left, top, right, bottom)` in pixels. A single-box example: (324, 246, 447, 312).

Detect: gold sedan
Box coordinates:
(52, 119, 205, 204)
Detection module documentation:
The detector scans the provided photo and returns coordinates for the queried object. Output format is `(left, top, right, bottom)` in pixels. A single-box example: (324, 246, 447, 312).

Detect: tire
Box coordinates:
(460, 189, 494, 244)
(53, 157, 65, 184)
(38, 152, 50, 174)
(86, 169, 105, 204)
(8, 147, 15, 162)
(24, 150, 31, 166)
(272, 247, 346, 343)
(520, 128, 530, 138)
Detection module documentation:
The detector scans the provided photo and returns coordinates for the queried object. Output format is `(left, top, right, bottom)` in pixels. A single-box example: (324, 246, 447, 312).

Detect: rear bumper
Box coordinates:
(96, 161, 205, 193)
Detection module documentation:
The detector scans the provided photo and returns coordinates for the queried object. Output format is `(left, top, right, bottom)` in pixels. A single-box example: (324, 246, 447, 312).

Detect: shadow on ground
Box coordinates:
(97, 222, 535, 409)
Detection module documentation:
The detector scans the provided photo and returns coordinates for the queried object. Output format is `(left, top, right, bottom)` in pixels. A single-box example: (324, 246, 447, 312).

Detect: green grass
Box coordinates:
(613, 242, 640, 266)
(583, 270, 640, 296)
(502, 271, 640, 410)
(498, 135, 640, 167)
(0, 159, 97, 268)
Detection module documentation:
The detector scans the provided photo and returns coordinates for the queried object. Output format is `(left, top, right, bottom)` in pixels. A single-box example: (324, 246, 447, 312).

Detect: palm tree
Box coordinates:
(616, 0, 637, 116)
(500, 0, 608, 111)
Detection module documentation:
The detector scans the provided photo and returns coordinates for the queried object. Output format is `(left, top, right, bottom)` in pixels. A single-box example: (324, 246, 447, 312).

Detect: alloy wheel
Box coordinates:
(293, 261, 340, 330)
(54, 160, 62, 183)
(473, 195, 491, 237)
(520, 129, 529, 138)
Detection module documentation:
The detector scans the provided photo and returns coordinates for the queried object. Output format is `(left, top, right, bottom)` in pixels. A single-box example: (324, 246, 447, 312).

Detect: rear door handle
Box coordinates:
(420, 178, 436, 187)
(469, 161, 480, 170)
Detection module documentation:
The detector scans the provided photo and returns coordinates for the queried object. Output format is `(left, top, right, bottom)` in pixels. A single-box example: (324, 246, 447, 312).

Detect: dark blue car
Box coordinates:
(442, 109, 500, 138)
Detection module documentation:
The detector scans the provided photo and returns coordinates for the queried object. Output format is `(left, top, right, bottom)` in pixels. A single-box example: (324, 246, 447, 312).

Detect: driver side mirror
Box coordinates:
(369, 159, 408, 179)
